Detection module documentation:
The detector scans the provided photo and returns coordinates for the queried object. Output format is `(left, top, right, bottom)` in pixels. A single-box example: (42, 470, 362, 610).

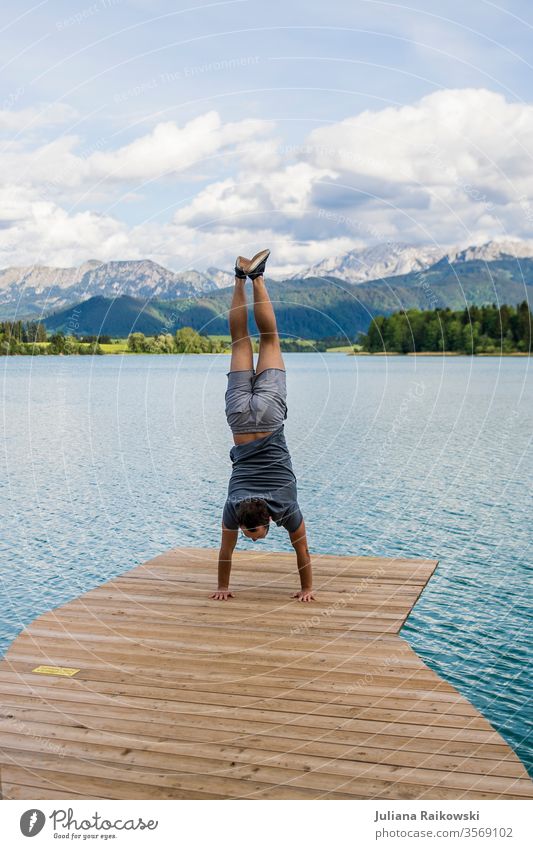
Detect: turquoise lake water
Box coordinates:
(1, 353, 531, 773)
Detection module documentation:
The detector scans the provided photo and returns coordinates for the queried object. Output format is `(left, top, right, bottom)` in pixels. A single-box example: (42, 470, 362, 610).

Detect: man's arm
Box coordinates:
(211, 523, 238, 600)
(289, 518, 315, 602)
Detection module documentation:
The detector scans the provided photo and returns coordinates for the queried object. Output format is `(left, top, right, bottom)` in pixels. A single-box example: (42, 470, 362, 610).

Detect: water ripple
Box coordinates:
(0, 353, 531, 773)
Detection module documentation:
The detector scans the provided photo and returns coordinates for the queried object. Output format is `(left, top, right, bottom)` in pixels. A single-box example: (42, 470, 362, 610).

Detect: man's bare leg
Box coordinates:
(229, 276, 253, 372)
(252, 275, 285, 374)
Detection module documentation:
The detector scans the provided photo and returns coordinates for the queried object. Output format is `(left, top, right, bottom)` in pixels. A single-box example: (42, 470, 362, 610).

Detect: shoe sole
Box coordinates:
(248, 249, 270, 274)
(235, 255, 250, 276)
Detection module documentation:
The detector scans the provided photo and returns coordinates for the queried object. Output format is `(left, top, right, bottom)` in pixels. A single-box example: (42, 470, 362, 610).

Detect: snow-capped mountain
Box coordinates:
(0, 259, 231, 318)
(297, 238, 533, 284)
(78, 261, 224, 300)
(297, 243, 446, 283)
(2, 238, 533, 321)
(446, 239, 533, 264)
(0, 259, 103, 294)
(205, 266, 234, 289)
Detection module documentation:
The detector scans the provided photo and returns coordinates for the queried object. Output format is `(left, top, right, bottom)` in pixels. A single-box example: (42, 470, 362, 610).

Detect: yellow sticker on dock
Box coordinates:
(32, 665, 80, 677)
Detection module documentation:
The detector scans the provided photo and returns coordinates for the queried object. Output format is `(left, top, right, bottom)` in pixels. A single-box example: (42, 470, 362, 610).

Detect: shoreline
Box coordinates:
(1, 350, 530, 358)
(349, 351, 531, 357)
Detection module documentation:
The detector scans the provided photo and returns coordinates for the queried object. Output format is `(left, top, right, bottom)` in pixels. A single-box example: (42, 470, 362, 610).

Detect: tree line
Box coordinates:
(359, 303, 531, 354)
(1, 320, 47, 353)
(3, 306, 530, 356)
(127, 330, 348, 354)
(0, 320, 107, 355)
(0, 322, 229, 356)
(127, 328, 227, 353)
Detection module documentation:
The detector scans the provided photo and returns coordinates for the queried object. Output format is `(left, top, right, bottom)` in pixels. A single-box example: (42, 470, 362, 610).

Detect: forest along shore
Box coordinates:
(1, 303, 531, 356)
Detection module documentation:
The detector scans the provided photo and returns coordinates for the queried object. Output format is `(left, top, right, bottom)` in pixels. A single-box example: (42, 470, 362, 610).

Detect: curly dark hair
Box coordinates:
(235, 498, 271, 531)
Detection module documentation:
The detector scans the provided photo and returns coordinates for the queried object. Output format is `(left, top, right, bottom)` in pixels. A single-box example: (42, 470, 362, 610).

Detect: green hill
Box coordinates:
(43, 259, 533, 340)
(44, 295, 169, 337)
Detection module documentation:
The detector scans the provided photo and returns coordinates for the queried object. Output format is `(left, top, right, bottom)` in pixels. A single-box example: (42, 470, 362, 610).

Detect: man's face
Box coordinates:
(241, 524, 269, 541)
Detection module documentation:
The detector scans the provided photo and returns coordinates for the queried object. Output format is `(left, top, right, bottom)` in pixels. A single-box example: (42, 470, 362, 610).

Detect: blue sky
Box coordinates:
(1, 0, 533, 274)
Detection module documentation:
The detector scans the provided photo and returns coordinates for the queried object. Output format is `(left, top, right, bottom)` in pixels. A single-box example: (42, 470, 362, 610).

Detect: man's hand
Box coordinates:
(289, 519, 314, 603)
(291, 589, 315, 602)
(215, 524, 238, 601)
(211, 589, 235, 601)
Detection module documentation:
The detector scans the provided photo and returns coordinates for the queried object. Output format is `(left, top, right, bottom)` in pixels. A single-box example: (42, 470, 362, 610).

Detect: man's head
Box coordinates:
(235, 498, 270, 541)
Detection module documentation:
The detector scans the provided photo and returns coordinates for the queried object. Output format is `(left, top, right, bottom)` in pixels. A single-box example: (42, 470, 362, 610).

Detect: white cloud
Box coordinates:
(0, 111, 275, 196)
(0, 183, 129, 268)
(87, 112, 274, 182)
(0, 103, 78, 133)
(173, 162, 335, 229)
(0, 179, 356, 276)
(167, 88, 533, 258)
(307, 88, 533, 198)
(129, 220, 357, 280)
(173, 177, 261, 227)
(2, 89, 533, 272)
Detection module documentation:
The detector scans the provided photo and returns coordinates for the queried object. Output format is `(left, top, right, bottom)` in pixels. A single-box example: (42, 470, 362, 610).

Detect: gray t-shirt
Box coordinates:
(223, 425, 303, 533)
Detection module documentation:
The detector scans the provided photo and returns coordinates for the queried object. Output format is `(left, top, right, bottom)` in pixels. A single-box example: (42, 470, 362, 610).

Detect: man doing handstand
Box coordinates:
(212, 249, 314, 602)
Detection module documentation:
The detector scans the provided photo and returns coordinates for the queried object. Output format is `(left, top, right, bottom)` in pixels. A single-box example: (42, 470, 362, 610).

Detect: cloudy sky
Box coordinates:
(1, 0, 533, 275)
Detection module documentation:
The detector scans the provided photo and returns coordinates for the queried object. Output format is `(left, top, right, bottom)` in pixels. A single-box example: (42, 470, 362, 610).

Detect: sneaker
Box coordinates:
(235, 249, 270, 280)
(247, 248, 270, 279)
(234, 256, 250, 279)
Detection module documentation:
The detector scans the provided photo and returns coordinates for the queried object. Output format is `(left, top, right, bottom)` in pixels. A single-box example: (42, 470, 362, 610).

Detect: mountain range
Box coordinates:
(2, 238, 532, 338)
(43, 256, 533, 341)
(0, 259, 234, 319)
(297, 238, 533, 283)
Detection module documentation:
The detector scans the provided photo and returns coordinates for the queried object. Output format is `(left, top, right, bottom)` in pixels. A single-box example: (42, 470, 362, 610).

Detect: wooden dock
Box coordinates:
(0, 547, 531, 800)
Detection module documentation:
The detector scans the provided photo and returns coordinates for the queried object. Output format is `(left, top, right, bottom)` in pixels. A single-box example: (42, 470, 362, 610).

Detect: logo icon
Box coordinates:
(20, 810, 46, 837)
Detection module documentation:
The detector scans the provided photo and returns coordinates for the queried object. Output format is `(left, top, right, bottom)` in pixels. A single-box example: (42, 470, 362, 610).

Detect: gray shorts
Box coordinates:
(225, 368, 288, 434)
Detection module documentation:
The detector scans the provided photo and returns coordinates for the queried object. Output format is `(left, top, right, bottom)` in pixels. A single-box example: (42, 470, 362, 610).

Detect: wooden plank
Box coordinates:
(0, 703, 498, 739)
(0, 695, 509, 743)
(1, 728, 531, 797)
(0, 671, 487, 715)
(3, 652, 460, 696)
(127, 567, 435, 586)
(0, 688, 508, 754)
(21, 612, 409, 639)
(3, 782, 107, 801)
(1, 753, 352, 800)
(39, 591, 411, 619)
(0, 709, 524, 777)
(0, 695, 514, 759)
(25, 619, 421, 656)
(60, 586, 423, 606)
(0, 661, 470, 701)
(11, 635, 444, 679)
(146, 548, 439, 573)
(0, 547, 530, 800)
